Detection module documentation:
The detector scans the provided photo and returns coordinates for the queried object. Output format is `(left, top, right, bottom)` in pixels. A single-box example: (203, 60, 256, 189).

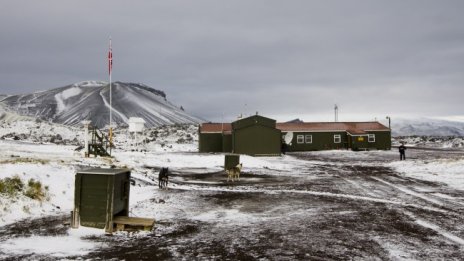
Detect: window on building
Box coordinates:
(334, 134, 341, 143)
(305, 135, 312, 144)
(297, 135, 304, 144)
(368, 134, 375, 143)
(357, 136, 364, 142)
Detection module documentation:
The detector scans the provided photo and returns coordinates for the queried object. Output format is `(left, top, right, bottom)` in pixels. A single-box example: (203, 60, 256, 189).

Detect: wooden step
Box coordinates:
(113, 216, 155, 231)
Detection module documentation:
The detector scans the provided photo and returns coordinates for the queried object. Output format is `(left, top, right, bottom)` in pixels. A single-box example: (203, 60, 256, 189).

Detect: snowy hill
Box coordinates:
(0, 102, 33, 122)
(0, 81, 203, 128)
(391, 118, 464, 137)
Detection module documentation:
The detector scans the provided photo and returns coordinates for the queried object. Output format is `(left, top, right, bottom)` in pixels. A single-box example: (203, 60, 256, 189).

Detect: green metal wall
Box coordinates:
(233, 125, 281, 156)
(198, 133, 233, 153)
(74, 171, 131, 230)
(350, 135, 369, 151)
(284, 131, 391, 151)
(112, 172, 130, 216)
(368, 131, 391, 150)
(224, 154, 240, 170)
(350, 132, 391, 150)
(222, 134, 232, 152)
(77, 174, 112, 228)
(285, 131, 348, 152)
(199, 133, 223, 153)
(200, 130, 391, 153)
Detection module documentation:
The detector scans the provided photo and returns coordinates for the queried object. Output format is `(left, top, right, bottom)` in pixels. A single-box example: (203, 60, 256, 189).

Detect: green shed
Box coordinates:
(72, 168, 131, 233)
(232, 115, 281, 156)
(224, 154, 240, 170)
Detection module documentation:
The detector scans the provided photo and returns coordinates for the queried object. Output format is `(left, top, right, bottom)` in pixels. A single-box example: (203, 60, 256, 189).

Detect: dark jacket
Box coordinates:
(399, 145, 406, 154)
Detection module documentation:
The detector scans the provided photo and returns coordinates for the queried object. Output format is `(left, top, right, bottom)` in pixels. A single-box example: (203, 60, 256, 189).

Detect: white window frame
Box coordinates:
(305, 135, 312, 144)
(297, 135, 304, 144)
(368, 134, 375, 143)
(334, 134, 341, 144)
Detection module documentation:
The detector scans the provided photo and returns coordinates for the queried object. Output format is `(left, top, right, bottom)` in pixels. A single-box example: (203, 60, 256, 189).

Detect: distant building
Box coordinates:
(128, 117, 146, 133)
(277, 122, 391, 151)
(199, 115, 281, 156)
(199, 115, 391, 155)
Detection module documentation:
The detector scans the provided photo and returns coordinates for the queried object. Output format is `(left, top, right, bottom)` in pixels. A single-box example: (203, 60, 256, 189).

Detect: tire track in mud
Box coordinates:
(403, 211, 464, 246)
(369, 174, 464, 215)
(303, 157, 464, 215)
(372, 177, 445, 206)
(292, 150, 464, 255)
(171, 183, 450, 214)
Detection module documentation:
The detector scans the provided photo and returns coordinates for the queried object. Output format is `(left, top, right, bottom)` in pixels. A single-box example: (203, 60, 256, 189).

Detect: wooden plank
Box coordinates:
(116, 223, 125, 231)
(113, 216, 155, 227)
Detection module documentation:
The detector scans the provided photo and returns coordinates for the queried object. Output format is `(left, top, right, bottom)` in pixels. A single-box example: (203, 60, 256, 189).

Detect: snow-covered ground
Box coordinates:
(1, 120, 464, 259)
(0, 120, 305, 258)
(388, 157, 464, 190)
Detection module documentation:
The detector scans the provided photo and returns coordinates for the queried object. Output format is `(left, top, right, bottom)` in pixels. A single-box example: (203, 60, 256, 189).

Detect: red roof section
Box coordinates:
(201, 122, 389, 134)
(276, 122, 389, 134)
(200, 123, 232, 133)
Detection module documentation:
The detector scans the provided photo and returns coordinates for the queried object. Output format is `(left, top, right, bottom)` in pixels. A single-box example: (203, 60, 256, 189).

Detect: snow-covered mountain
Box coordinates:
(392, 118, 464, 137)
(0, 81, 203, 128)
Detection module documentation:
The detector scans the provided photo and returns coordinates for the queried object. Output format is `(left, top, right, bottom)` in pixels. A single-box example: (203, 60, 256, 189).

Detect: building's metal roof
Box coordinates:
(201, 122, 389, 134)
(277, 122, 389, 134)
(199, 123, 232, 133)
(77, 168, 131, 175)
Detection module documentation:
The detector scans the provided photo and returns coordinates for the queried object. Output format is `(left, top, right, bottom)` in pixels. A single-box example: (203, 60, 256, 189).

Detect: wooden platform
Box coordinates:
(113, 216, 155, 232)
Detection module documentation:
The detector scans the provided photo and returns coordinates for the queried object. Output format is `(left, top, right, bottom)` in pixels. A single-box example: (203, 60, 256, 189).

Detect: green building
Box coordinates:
(73, 168, 131, 233)
(277, 122, 391, 151)
(199, 115, 281, 156)
(232, 115, 281, 156)
(199, 115, 391, 155)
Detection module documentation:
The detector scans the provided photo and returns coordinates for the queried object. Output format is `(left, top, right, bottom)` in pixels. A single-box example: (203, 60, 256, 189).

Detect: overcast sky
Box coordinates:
(1, 0, 463, 123)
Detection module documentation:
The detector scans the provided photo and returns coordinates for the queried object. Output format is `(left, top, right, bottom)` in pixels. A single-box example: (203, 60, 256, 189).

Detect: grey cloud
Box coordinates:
(1, 0, 464, 121)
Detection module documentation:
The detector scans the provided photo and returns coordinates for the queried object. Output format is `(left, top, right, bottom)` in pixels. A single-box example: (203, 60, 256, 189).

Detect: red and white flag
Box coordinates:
(108, 39, 113, 75)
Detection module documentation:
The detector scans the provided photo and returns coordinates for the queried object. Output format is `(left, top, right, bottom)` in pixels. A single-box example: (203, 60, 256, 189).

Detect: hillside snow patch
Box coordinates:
(55, 87, 82, 113)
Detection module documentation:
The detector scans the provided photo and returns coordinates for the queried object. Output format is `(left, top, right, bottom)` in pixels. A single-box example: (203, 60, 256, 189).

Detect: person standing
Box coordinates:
(399, 143, 407, 160)
(281, 140, 288, 155)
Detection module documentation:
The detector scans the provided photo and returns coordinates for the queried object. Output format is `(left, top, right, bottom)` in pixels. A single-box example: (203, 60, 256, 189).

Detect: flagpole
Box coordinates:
(108, 37, 113, 151)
